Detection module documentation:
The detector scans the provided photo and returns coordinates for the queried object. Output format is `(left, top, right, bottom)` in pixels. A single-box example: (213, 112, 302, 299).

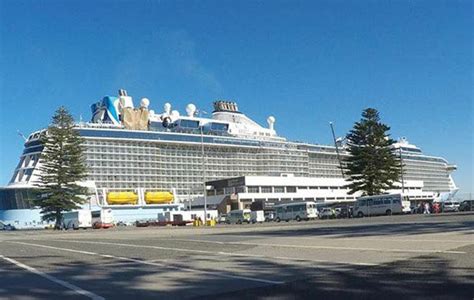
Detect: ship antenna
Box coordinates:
(17, 130, 27, 142)
(329, 122, 345, 177)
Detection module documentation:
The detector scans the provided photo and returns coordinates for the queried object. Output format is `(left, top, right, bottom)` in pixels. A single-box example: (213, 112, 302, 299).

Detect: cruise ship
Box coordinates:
(0, 90, 458, 227)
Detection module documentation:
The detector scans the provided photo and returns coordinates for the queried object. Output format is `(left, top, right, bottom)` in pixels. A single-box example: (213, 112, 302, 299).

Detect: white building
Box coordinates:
(192, 175, 435, 212)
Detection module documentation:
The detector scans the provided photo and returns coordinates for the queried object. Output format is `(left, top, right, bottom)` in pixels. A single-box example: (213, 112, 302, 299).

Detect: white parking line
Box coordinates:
(0, 254, 104, 300)
(47, 239, 378, 266)
(9, 241, 284, 285)
(162, 238, 467, 254)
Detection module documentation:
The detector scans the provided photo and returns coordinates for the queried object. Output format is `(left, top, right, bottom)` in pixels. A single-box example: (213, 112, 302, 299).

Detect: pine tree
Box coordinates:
(34, 107, 89, 229)
(344, 108, 401, 196)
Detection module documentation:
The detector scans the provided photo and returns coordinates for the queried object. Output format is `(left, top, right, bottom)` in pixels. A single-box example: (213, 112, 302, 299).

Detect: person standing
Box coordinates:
(424, 202, 431, 214)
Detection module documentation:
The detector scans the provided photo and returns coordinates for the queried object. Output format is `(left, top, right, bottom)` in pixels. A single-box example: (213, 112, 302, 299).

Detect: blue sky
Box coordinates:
(1, 0, 472, 194)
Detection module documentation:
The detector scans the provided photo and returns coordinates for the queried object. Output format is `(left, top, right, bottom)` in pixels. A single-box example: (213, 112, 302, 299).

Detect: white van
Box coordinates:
(250, 210, 265, 223)
(226, 209, 251, 224)
(62, 210, 92, 230)
(274, 201, 318, 222)
(354, 194, 405, 217)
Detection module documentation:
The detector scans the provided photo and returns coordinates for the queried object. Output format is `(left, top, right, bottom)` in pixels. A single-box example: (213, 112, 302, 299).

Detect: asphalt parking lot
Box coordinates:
(1, 213, 473, 300)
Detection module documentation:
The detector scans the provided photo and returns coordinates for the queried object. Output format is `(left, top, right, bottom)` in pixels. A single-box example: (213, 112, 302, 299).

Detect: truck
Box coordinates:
(62, 210, 92, 230)
(91, 208, 114, 229)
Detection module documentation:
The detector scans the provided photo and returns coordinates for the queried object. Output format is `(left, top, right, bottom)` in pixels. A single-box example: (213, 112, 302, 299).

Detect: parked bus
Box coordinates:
(226, 209, 251, 224)
(354, 194, 409, 217)
(274, 201, 318, 222)
(91, 208, 114, 229)
(62, 210, 92, 230)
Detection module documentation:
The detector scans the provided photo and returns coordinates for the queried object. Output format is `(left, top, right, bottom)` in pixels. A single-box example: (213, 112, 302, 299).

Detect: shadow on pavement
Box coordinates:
(210, 252, 474, 300)
(215, 218, 474, 239)
(1, 248, 473, 300)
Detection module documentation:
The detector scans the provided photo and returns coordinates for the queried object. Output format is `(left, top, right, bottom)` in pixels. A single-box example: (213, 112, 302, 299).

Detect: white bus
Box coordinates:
(274, 201, 318, 222)
(91, 208, 114, 229)
(62, 210, 92, 230)
(226, 209, 251, 224)
(354, 194, 409, 217)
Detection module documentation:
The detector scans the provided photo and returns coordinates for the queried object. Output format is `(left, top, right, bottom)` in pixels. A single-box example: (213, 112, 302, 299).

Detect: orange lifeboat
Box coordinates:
(106, 192, 138, 205)
(145, 191, 174, 204)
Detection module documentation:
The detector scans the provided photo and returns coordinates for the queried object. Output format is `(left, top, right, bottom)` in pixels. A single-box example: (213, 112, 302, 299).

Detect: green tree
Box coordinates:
(344, 108, 401, 196)
(34, 107, 88, 229)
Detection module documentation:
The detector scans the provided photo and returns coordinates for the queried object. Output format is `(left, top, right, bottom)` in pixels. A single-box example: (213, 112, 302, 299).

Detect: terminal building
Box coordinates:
(189, 175, 434, 214)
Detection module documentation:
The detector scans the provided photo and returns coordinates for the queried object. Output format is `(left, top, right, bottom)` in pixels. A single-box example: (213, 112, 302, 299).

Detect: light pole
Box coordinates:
(329, 122, 345, 177)
(399, 146, 405, 193)
(199, 110, 208, 224)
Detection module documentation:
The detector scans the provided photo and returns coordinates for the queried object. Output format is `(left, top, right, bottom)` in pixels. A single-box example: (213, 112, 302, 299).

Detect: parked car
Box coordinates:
(264, 211, 275, 222)
(319, 207, 336, 219)
(335, 206, 351, 218)
(116, 221, 129, 227)
(442, 201, 460, 212)
(0, 221, 16, 231)
(135, 220, 150, 227)
(218, 214, 227, 224)
(459, 200, 474, 212)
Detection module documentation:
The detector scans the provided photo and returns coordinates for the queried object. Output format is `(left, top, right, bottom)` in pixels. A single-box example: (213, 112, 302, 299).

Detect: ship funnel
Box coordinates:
(118, 89, 133, 109)
(267, 116, 275, 130)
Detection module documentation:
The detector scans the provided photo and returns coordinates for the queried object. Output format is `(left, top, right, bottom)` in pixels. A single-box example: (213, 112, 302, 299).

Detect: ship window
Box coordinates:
(261, 186, 272, 193)
(180, 120, 199, 129)
(286, 187, 296, 193)
(210, 123, 228, 131)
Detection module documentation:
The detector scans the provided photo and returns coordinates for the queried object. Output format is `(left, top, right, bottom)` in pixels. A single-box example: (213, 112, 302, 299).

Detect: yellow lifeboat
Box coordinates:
(107, 192, 138, 205)
(145, 191, 174, 204)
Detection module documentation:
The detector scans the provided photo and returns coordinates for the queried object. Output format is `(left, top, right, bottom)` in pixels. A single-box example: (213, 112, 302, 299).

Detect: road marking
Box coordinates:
(0, 254, 104, 300)
(161, 238, 467, 254)
(9, 241, 284, 285)
(47, 239, 378, 266)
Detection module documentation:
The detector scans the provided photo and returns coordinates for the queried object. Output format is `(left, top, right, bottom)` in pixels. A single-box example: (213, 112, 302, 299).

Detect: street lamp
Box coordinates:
(199, 110, 208, 224)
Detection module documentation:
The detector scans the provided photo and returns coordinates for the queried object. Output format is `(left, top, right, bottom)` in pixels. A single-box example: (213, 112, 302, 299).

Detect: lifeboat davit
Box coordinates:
(145, 191, 174, 204)
(107, 192, 138, 205)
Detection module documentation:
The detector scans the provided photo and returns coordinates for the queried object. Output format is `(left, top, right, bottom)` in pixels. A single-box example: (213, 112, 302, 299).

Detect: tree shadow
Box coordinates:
(1, 250, 473, 300)
(213, 218, 474, 239)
